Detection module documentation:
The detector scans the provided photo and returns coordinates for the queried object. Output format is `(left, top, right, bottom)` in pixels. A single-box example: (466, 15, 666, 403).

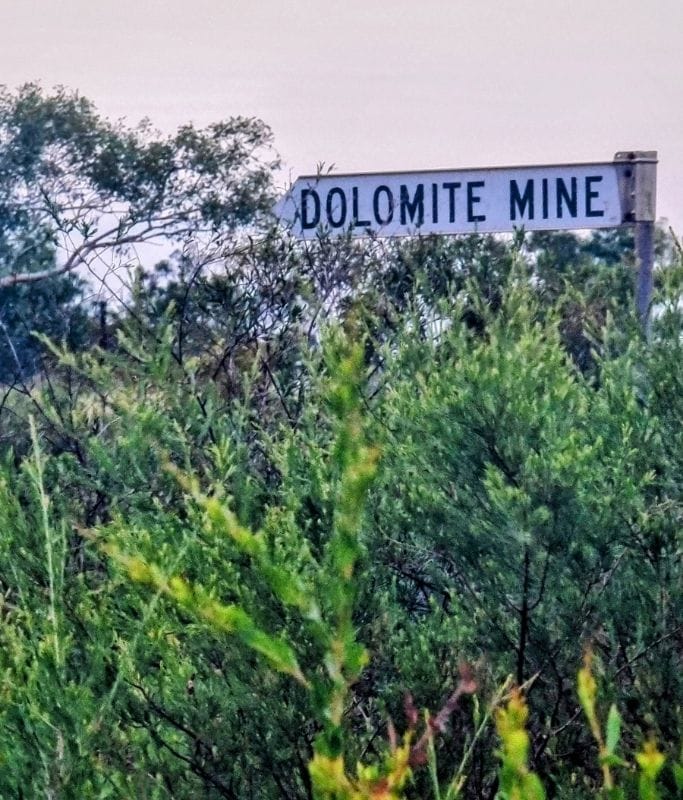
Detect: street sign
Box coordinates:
(275, 151, 657, 334)
(274, 154, 655, 240)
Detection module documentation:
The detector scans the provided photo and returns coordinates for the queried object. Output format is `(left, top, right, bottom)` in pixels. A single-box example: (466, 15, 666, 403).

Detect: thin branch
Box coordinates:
(614, 626, 682, 678)
(147, 726, 238, 800)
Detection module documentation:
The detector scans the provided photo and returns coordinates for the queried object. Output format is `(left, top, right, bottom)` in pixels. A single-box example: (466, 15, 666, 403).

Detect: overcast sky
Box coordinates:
(1, 0, 681, 232)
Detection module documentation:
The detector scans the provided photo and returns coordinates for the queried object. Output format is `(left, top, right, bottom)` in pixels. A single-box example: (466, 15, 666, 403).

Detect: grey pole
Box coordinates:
(635, 218, 655, 337)
(614, 151, 658, 336)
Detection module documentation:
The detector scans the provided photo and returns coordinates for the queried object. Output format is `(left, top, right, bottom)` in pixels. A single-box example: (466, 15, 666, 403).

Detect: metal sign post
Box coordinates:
(614, 151, 658, 336)
(275, 151, 658, 332)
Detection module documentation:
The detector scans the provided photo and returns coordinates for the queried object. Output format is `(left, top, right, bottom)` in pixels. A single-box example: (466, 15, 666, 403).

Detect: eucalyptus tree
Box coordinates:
(0, 83, 277, 386)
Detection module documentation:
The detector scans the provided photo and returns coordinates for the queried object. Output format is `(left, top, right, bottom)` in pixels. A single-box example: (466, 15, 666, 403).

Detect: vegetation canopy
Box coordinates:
(0, 86, 680, 799)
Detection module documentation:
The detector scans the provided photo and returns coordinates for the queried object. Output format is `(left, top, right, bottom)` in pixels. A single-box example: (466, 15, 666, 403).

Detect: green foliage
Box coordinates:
(0, 91, 679, 796)
(0, 271, 91, 384)
(496, 688, 546, 800)
(0, 252, 680, 795)
(0, 83, 276, 386)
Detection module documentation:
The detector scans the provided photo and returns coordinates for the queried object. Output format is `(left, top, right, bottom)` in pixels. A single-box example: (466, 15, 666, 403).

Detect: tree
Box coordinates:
(0, 83, 277, 386)
(0, 234, 680, 797)
(0, 270, 90, 385)
(0, 83, 276, 291)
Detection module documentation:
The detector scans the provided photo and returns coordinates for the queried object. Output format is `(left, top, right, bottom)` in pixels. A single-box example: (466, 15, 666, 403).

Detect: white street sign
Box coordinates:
(274, 158, 643, 239)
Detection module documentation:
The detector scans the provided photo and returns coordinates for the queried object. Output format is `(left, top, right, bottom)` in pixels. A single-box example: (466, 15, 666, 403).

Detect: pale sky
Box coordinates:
(1, 0, 682, 232)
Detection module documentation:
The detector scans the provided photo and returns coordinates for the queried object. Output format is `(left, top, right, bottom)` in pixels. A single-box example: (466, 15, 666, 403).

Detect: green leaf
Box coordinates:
(237, 626, 308, 686)
(605, 703, 621, 755)
(472, 693, 481, 728)
(600, 753, 629, 769)
(674, 762, 683, 792)
(522, 772, 546, 800)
